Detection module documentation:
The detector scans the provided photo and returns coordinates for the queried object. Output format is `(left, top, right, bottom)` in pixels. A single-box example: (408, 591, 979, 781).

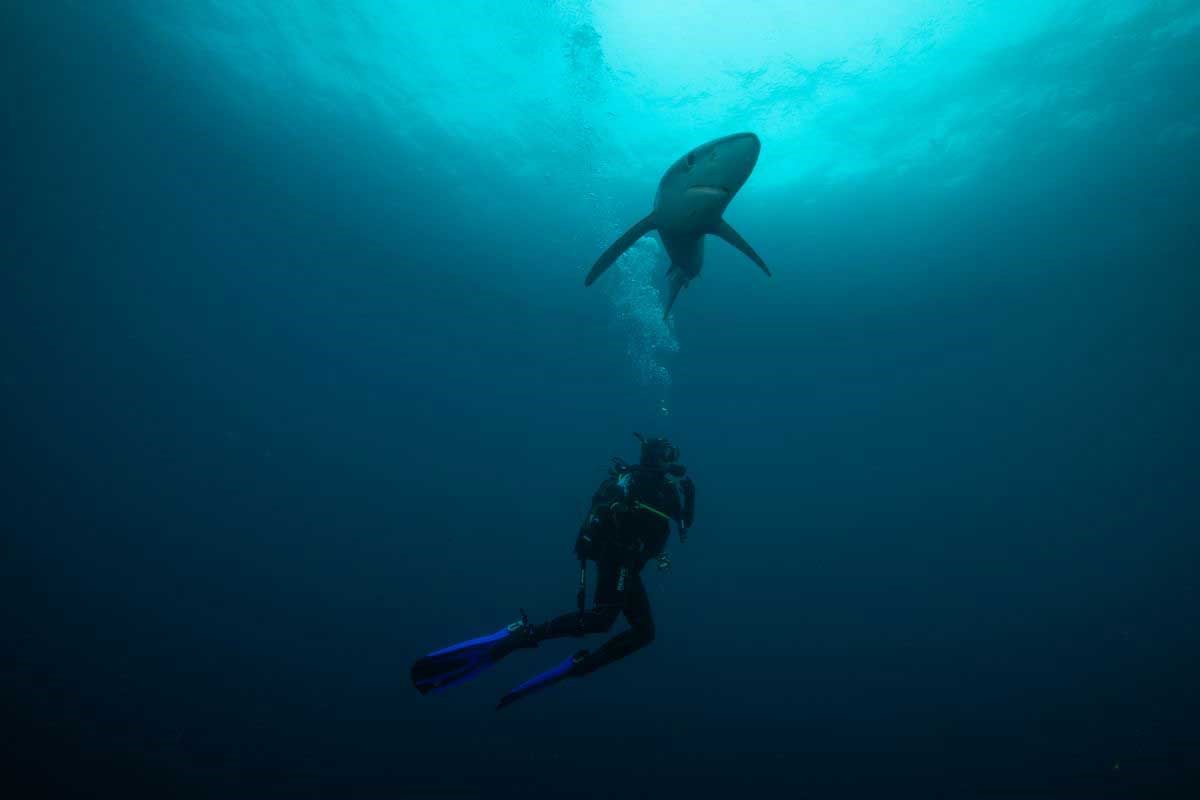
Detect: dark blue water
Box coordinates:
(5, 2, 1199, 797)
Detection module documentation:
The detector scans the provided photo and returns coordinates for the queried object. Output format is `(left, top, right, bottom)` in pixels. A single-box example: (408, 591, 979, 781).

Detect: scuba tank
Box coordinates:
(574, 453, 693, 564)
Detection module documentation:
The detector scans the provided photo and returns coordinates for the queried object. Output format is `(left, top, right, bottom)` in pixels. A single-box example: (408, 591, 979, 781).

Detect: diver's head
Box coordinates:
(634, 432, 680, 469)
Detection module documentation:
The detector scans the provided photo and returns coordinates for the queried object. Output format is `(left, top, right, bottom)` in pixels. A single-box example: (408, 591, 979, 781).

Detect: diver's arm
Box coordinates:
(576, 478, 616, 559)
(679, 476, 695, 542)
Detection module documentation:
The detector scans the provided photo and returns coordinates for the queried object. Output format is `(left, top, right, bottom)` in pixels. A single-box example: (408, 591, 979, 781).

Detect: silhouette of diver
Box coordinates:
(410, 434, 695, 710)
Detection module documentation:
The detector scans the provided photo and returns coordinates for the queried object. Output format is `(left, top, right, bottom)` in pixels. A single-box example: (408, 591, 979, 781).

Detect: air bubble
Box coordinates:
(610, 237, 679, 400)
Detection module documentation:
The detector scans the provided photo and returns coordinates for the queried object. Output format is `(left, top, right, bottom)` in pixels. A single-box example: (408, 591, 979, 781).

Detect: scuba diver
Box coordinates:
(411, 434, 696, 710)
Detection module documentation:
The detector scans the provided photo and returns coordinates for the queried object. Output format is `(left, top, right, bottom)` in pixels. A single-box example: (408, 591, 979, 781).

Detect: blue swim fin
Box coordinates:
(495, 650, 588, 710)
(411, 619, 536, 695)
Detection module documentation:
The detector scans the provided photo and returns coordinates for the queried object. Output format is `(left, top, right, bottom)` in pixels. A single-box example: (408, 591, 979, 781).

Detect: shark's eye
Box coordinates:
(686, 152, 695, 168)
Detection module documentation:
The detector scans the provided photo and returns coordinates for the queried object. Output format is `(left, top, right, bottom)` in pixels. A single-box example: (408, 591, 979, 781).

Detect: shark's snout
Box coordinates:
(699, 132, 760, 192)
(718, 132, 760, 171)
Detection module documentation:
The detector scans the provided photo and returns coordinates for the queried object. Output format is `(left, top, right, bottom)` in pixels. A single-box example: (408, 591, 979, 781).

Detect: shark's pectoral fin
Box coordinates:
(584, 213, 656, 286)
(713, 219, 770, 277)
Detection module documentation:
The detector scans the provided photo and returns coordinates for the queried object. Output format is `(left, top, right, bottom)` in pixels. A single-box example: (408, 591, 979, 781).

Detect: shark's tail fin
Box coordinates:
(585, 213, 657, 286)
(663, 265, 687, 320)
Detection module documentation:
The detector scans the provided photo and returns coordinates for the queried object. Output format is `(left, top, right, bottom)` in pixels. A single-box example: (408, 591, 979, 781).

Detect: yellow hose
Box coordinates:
(634, 501, 670, 521)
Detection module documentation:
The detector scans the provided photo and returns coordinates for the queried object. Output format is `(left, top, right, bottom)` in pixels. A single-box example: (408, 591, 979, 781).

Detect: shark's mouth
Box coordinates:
(687, 185, 731, 197)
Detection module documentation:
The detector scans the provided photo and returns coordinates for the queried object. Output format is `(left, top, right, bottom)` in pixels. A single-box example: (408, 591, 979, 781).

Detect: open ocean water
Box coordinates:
(4, 1, 1199, 797)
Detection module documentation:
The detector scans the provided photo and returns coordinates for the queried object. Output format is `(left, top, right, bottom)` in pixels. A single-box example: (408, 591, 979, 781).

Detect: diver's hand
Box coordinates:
(679, 476, 695, 531)
(680, 476, 695, 499)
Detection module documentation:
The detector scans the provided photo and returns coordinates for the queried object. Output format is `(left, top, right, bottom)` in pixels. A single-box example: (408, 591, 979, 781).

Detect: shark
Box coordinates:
(584, 132, 769, 318)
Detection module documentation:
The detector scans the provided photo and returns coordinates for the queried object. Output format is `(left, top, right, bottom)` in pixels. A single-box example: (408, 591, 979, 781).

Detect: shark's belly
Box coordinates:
(660, 233, 704, 279)
(655, 197, 726, 236)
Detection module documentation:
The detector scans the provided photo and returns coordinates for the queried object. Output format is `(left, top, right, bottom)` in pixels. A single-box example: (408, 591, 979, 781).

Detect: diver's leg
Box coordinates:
(529, 560, 626, 641)
(573, 572, 655, 676)
(530, 605, 620, 640)
(622, 571, 655, 636)
(495, 567, 652, 709)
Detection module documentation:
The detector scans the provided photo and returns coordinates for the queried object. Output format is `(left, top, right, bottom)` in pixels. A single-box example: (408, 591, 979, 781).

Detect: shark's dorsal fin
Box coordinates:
(713, 219, 770, 277)
(584, 213, 657, 286)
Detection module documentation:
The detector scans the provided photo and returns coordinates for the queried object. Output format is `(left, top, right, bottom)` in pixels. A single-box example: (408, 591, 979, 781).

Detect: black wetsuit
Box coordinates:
(529, 465, 693, 675)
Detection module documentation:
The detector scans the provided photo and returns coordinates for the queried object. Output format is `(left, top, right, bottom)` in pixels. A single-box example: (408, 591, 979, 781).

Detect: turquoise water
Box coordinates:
(6, 2, 1199, 797)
